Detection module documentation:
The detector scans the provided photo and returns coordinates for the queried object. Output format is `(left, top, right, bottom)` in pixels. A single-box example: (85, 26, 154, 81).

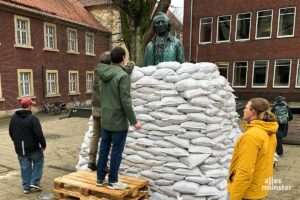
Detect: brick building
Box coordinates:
(0, 0, 110, 112)
(183, 0, 300, 101)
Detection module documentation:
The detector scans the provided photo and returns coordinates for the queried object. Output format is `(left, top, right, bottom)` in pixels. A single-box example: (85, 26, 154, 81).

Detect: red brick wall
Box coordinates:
(0, 9, 110, 110)
(183, 0, 300, 101)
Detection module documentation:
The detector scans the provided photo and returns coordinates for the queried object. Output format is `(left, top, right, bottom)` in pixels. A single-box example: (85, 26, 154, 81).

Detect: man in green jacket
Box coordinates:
(96, 47, 141, 190)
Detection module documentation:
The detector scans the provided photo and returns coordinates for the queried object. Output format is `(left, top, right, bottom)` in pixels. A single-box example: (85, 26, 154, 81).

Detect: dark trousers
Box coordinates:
(276, 136, 283, 156)
(97, 128, 128, 183)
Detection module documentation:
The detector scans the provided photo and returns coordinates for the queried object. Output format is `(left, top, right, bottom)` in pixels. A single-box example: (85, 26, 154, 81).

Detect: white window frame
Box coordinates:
(67, 28, 79, 53)
(199, 17, 213, 44)
(44, 22, 58, 51)
(251, 60, 269, 88)
(85, 32, 95, 55)
(14, 15, 32, 48)
(69, 71, 79, 95)
(273, 59, 292, 88)
(255, 9, 273, 40)
(216, 15, 232, 43)
(46, 70, 60, 97)
(296, 59, 300, 88)
(232, 61, 248, 88)
(86, 71, 94, 93)
(277, 7, 296, 38)
(17, 69, 35, 98)
(0, 74, 4, 101)
(215, 62, 229, 79)
(235, 12, 252, 41)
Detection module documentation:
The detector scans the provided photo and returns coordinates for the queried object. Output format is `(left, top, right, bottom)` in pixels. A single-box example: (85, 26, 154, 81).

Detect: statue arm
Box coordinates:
(176, 41, 185, 63)
(143, 42, 153, 67)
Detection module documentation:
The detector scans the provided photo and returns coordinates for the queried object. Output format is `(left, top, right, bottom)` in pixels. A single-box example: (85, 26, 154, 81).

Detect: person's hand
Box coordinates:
(42, 148, 45, 152)
(134, 121, 142, 130)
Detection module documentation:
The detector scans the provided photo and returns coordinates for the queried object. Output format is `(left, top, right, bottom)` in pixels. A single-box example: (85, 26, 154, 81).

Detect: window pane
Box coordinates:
(297, 62, 300, 87)
(216, 63, 228, 79)
(274, 60, 291, 86)
(234, 62, 247, 86)
(200, 18, 212, 43)
(278, 8, 295, 36)
(218, 16, 231, 41)
(236, 13, 251, 40)
(253, 61, 268, 86)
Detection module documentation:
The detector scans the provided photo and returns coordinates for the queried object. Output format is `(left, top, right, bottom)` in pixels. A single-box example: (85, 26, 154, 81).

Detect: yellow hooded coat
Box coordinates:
(227, 120, 278, 200)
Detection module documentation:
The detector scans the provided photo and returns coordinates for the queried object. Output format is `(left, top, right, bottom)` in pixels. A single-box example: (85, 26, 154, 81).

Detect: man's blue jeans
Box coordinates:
(18, 150, 44, 191)
(97, 129, 127, 183)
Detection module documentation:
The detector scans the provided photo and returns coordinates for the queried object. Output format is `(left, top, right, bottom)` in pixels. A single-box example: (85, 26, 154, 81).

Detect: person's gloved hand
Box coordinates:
(123, 61, 135, 75)
(92, 107, 101, 118)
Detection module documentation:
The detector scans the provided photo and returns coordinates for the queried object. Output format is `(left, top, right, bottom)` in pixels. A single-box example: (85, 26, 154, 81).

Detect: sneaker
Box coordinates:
(107, 182, 128, 190)
(96, 179, 106, 187)
(23, 190, 30, 194)
(88, 162, 97, 171)
(30, 184, 42, 191)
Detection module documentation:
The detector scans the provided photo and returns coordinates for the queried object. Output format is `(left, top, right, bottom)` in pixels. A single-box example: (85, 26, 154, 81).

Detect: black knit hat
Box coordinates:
(275, 96, 285, 103)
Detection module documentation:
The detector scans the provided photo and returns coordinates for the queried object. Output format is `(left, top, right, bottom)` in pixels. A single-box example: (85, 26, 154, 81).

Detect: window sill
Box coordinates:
(199, 42, 212, 45)
(272, 86, 290, 88)
(232, 86, 247, 88)
(69, 92, 81, 96)
(251, 86, 268, 88)
(235, 39, 250, 42)
(43, 48, 59, 52)
(14, 44, 34, 49)
(85, 53, 96, 57)
(67, 51, 80, 55)
(216, 41, 231, 44)
(17, 96, 36, 100)
(86, 91, 92, 94)
(46, 94, 61, 98)
(255, 37, 271, 40)
(277, 35, 294, 38)
(0, 98, 5, 102)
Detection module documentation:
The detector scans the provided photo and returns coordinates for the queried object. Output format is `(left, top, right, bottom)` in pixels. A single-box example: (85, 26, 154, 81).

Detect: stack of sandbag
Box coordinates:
(120, 62, 241, 200)
(76, 116, 94, 170)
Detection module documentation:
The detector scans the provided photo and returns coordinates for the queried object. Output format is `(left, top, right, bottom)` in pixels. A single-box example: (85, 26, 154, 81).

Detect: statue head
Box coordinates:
(153, 12, 170, 36)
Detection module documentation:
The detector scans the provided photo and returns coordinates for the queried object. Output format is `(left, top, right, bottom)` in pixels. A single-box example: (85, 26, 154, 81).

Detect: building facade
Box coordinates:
(183, 0, 300, 101)
(0, 0, 111, 112)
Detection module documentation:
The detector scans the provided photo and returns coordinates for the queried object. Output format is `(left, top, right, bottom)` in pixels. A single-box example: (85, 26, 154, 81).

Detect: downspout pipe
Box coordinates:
(189, 0, 193, 62)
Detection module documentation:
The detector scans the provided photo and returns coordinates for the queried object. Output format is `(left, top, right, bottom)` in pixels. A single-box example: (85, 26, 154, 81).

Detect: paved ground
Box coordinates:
(0, 115, 299, 200)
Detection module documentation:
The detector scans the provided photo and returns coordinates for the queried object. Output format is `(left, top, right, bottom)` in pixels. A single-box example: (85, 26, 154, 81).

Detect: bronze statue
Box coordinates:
(143, 12, 185, 66)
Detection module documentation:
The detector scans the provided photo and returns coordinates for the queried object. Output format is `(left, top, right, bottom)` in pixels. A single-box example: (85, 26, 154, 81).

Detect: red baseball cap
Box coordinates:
(20, 98, 36, 107)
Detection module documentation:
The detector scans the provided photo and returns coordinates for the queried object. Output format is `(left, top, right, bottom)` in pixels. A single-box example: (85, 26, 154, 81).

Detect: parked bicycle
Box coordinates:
(39, 101, 67, 115)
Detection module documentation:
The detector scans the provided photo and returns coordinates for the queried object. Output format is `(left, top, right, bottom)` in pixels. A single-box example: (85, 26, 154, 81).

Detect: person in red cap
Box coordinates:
(9, 98, 46, 194)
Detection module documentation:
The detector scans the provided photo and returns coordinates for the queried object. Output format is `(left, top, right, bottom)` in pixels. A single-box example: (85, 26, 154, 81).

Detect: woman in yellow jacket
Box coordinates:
(227, 98, 278, 200)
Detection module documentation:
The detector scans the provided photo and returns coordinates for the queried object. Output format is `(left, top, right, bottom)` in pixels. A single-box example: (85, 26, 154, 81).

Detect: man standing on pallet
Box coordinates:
(9, 98, 46, 194)
(96, 47, 141, 190)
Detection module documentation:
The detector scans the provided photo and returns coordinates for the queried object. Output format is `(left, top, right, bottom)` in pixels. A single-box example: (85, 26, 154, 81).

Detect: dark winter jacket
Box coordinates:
(99, 63, 137, 131)
(9, 109, 46, 155)
(271, 101, 293, 137)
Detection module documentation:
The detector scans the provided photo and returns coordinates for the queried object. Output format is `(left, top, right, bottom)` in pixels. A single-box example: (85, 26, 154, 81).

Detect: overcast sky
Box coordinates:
(170, 0, 184, 23)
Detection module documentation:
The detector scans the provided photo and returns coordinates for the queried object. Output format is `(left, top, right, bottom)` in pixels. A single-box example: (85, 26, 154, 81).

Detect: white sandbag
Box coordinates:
(161, 148, 189, 157)
(159, 186, 180, 198)
(163, 162, 188, 169)
(143, 159, 165, 167)
(191, 137, 216, 147)
(159, 107, 182, 115)
(189, 144, 212, 154)
(136, 65, 157, 75)
(178, 131, 206, 139)
(174, 167, 201, 176)
(164, 73, 191, 83)
(134, 105, 152, 114)
(152, 166, 174, 173)
(142, 123, 160, 131)
(162, 114, 188, 124)
(135, 138, 155, 147)
(156, 81, 176, 90)
(175, 78, 201, 92)
(180, 154, 210, 169)
(177, 104, 205, 113)
(145, 101, 162, 110)
(190, 97, 212, 108)
(181, 121, 206, 131)
(186, 176, 214, 185)
(159, 125, 186, 134)
(195, 185, 220, 197)
(197, 62, 218, 73)
(155, 179, 174, 186)
(128, 131, 147, 138)
(141, 170, 162, 180)
(164, 136, 190, 149)
(148, 135, 164, 140)
(149, 111, 170, 120)
(156, 156, 179, 162)
(154, 90, 178, 97)
(200, 163, 221, 171)
(181, 195, 206, 200)
(180, 88, 210, 99)
(161, 96, 186, 106)
(123, 148, 136, 155)
(153, 120, 173, 127)
(136, 87, 156, 94)
(173, 181, 200, 194)
(205, 168, 228, 178)
(141, 94, 161, 101)
(151, 192, 170, 200)
(152, 68, 176, 79)
(149, 130, 172, 137)
(154, 140, 177, 148)
(161, 173, 185, 182)
(136, 76, 158, 87)
(204, 156, 220, 165)
(137, 114, 155, 122)
(131, 68, 144, 82)
(157, 61, 181, 70)
(177, 62, 200, 74)
(146, 147, 167, 156)
(126, 155, 144, 164)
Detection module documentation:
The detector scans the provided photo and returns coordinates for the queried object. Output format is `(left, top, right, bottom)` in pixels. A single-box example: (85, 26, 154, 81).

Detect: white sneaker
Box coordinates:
(107, 181, 128, 190)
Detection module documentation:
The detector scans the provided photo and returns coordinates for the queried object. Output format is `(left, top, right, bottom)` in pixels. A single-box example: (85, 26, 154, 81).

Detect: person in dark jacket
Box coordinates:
(9, 98, 46, 194)
(271, 96, 293, 156)
(96, 47, 141, 190)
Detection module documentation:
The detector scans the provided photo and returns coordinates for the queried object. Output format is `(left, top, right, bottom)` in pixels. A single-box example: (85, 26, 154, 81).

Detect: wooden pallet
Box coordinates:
(53, 170, 148, 200)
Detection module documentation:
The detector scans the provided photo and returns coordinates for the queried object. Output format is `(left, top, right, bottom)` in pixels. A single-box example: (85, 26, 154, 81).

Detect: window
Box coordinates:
(256, 10, 273, 39)
(273, 59, 291, 88)
(0, 74, 3, 100)
(46, 70, 59, 96)
(252, 60, 268, 88)
(199, 17, 213, 44)
(236, 12, 251, 41)
(233, 61, 248, 87)
(85, 33, 95, 55)
(277, 7, 296, 37)
(17, 69, 34, 97)
(296, 59, 300, 88)
(44, 23, 57, 50)
(86, 71, 94, 93)
(215, 62, 228, 79)
(69, 71, 79, 94)
(14, 15, 32, 48)
(67, 28, 78, 53)
(217, 15, 231, 42)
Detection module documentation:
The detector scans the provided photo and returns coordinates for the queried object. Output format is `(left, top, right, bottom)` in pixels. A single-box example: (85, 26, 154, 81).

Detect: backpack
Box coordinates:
(275, 105, 289, 124)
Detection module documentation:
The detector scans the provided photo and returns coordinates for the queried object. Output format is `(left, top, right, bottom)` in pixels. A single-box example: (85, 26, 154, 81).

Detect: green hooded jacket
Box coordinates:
(98, 64, 137, 131)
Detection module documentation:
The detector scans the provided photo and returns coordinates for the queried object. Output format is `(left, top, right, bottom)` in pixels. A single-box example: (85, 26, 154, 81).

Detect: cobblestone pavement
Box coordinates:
(0, 116, 299, 200)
